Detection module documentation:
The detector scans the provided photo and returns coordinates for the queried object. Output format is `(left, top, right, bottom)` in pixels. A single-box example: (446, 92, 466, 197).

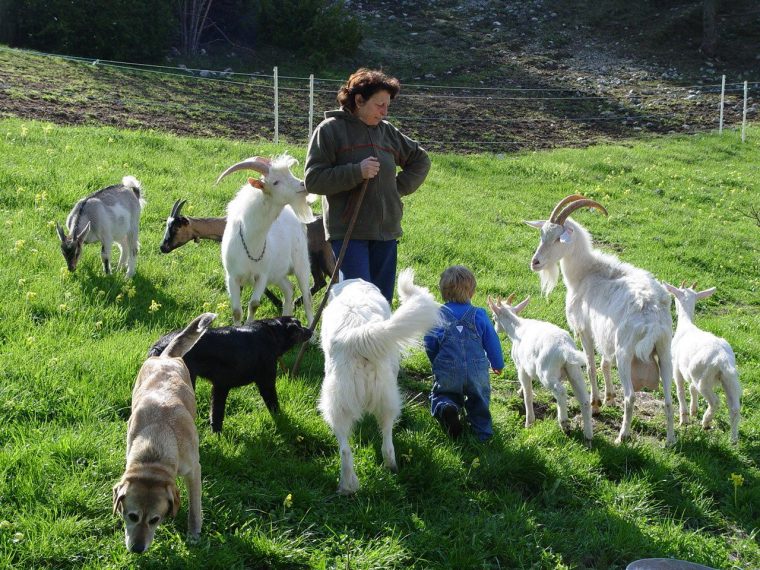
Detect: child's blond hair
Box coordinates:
(439, 265, 476, 303)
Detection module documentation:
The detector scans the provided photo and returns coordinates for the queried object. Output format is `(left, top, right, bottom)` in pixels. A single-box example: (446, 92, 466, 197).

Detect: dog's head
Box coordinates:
(267, 316, 312, 350)
(113, 477, 180, 553)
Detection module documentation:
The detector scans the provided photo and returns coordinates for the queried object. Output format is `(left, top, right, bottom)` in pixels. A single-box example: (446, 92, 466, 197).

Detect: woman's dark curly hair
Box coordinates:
(337, 68, 400, 112)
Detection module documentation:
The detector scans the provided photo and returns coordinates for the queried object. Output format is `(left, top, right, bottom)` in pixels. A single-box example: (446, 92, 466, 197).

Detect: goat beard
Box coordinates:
(538, 263, 560, 296)
(290, 197, 316, 224)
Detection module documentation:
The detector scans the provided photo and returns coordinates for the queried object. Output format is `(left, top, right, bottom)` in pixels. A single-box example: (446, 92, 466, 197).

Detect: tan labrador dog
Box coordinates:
(113, 312, 216, 553)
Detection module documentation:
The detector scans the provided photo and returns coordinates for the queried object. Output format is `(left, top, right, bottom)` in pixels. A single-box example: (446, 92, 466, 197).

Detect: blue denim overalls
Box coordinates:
(430, 306, 493, 440)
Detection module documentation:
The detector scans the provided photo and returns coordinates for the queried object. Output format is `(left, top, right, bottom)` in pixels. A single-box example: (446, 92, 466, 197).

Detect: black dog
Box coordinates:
(148, 316, 312, 433)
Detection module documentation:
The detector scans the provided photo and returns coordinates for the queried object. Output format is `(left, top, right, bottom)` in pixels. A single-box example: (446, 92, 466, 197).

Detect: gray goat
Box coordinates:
(56, 176, 145, 277)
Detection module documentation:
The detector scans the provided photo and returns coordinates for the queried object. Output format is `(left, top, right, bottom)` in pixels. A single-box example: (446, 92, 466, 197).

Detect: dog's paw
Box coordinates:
(186, 530, 201, 545)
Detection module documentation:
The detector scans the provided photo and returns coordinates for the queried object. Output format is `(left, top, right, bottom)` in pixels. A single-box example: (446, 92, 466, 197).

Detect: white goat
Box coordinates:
(488, 294, 593, 443)
(527, 195, 675, 445)
(664, 281, 741, 443)
(56, 176, 145, 277)
(218, 154, 315, 326)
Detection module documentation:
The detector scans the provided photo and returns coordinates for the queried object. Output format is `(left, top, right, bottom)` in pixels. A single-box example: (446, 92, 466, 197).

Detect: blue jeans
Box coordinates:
(430, 306, 493, 440)
(331, 239, 397, 304)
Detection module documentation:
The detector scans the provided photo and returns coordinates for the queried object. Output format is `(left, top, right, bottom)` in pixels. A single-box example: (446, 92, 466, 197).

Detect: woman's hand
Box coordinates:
(360, 156, 380, 179)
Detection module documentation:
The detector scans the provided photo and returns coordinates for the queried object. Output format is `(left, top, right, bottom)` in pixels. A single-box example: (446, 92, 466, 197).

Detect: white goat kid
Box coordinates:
(488, 294, 593, 443)
(664, 282, 741, 443)
(56, 176, 145, 277)
(218, 154, 315, 326)
(527, 195, 675, 445)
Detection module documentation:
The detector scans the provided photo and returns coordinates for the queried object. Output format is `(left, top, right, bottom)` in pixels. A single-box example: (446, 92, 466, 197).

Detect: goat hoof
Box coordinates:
(337, 478, 360, 496)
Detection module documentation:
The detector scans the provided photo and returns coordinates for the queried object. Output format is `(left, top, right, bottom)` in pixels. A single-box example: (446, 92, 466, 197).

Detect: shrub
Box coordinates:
(7, 0, 176, 62)
(258, 0, 362, 68)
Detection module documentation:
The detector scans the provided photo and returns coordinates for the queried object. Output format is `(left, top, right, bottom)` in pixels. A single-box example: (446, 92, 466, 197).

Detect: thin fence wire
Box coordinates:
(0, 46, 754, 153)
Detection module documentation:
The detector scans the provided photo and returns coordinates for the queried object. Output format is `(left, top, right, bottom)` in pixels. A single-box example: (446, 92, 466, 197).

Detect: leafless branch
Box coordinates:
(736, 204, 760, 227)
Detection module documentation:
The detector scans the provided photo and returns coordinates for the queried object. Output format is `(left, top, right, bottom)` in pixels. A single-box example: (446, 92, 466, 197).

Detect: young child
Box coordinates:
(424, 265, 504, 440)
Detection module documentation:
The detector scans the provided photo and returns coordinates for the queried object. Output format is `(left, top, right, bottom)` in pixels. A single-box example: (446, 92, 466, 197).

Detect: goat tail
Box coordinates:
(345, 270, 441, 362)
(718, 355, 740, 391)
(567, 348, 587, 368)
(122, 175, 146, 210)
(161, 312, 217, 359)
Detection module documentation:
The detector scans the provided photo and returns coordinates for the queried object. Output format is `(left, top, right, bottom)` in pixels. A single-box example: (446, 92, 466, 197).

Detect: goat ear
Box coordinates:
(76, 222, 91, 243)
(513, 296, 531, 314)
(559, 227, 573, 243)
(696, 287, 716, 300)
(662, 282, 680, 296)
(248, 177, 267, 192)
(306, 193, 318, 205)
(524, 220, 545, 229)
(55, 222, 67, 242)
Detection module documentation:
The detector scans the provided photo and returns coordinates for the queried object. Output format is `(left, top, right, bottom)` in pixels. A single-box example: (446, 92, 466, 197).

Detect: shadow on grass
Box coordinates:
(75, 268, 188, 330)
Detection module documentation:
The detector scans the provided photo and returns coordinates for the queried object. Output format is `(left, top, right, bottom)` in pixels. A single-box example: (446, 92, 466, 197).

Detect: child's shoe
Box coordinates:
(440, 405, 462, 439)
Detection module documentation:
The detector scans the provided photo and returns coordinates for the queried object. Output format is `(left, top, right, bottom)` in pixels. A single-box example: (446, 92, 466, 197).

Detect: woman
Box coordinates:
(305, 68, 431, 303)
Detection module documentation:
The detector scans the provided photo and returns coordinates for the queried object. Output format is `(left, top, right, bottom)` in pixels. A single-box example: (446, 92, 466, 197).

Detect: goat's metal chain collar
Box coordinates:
(238, 225, 266, 262)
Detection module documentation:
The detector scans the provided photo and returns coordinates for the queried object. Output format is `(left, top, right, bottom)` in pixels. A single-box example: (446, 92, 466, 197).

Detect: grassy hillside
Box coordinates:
(0, 117, 758, 569)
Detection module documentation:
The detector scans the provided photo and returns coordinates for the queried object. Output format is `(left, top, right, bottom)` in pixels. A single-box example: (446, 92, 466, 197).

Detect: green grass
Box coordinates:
(0, 117, 758, 569)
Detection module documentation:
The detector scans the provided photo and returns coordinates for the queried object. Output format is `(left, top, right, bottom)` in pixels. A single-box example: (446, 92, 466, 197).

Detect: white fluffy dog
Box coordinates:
(318, 268, 440, 495)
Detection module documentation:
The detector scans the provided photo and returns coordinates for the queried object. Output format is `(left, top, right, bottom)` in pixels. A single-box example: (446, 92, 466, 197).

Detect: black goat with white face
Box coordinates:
(57, 176, 145, 277)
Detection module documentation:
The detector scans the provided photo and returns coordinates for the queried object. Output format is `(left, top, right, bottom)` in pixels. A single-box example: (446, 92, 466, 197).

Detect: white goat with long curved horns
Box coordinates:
(526, 195, 675, 445)
(664, 281, 741, 443)
(218, 154, 315, 326)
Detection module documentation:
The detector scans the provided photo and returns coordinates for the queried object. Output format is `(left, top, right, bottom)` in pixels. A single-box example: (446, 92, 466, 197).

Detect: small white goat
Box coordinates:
(527, 195, 675, 445)
(664, 281, 741, 443)
(488, 294, 593, 443)
(218, 154, 315, 326)
(56, 176, 145, 277)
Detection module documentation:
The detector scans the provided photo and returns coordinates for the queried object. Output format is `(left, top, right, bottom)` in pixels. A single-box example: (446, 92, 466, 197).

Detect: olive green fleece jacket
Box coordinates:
(304, 108, 431, 241)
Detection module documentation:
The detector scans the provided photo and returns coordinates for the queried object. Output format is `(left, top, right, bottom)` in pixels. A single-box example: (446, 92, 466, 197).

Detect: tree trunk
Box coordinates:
(177, 0, 214, 56)
(700, 0, 718, 56)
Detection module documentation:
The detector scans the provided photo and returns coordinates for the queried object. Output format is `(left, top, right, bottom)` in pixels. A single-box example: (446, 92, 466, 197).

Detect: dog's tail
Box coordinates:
(346, 268, 440, 362)
(160, 312, 217, 358)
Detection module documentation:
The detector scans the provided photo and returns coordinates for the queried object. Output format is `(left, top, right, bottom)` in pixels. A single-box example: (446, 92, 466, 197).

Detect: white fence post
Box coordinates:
(273, 66, 279, 144)
(719, 74, 725, 134)
(741, 80, 748, 143)
(309, 74, 314, 141)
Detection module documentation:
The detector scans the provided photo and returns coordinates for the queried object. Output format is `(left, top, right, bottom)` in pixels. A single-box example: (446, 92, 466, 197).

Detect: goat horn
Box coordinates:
(216, 156, 270, 185)
(679, 280, 687, 288)
(55, 221, 67, 241)
(555, 198, 608, 226)
(170, 199, 185, 218)
(691, 281, 698, 290)
(549, 194, 586, 223)
(506, 293, 516, 305)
